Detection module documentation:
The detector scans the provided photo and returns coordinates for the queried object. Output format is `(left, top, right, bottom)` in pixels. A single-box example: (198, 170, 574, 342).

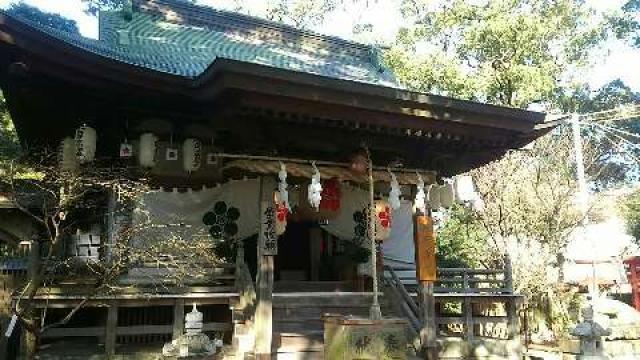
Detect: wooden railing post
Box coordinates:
(504, 254, 513, 293)
(172, 299, 185, 340)
(105, 302, 118, 358)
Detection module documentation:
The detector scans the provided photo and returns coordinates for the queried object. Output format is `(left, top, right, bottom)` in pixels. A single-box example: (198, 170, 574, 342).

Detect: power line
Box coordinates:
(578, 103, 640, 123)
(584, 122, 640, 142)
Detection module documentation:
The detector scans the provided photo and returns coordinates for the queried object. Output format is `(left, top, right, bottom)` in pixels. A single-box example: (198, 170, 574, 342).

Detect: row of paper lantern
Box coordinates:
(59, 127, 205, 173)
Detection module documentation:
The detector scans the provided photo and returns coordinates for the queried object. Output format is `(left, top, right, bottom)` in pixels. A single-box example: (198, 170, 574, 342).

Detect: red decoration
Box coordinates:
(276, 202, 289, 222)
(378, 206, 391, 228)
(320, 178, 341, 212)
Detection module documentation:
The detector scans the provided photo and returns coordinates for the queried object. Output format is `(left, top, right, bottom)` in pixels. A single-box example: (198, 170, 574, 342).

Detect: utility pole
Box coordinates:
(571, 114, 597, 297)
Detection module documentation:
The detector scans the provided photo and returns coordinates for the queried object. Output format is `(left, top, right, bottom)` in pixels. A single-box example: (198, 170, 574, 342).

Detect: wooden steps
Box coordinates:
(271, 291, 376, 359)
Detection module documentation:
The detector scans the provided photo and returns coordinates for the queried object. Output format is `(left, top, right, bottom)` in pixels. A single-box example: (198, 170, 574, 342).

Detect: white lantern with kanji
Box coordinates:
(58, 137, 78, 172)
(138, 133, 158, 168)
(75, 125, 97, 163)
(274, 192, 288, 236)
(182, 138, 202, 173)
(374, 199, 392, 241)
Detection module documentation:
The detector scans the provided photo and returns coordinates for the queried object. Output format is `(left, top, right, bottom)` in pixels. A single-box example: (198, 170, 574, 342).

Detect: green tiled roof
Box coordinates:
(1, 0, 398, 87)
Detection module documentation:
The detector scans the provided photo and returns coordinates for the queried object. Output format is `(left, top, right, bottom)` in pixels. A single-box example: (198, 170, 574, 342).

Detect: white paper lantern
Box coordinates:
(182, 138, 202, 173)
(455, 175, 476, 203)
(414, 174, 427, 215)
(440, 183, 455, 208)
(138, 133, 158, 168)
(374, 199, 392, 241)
(58, 137, 78, 172)
(308, 162, 322, 211)
(428, 185, 441, 210)
(274, 191, 288, 236)
(75, 125, 97, 163)
(388, 172, 401, 210)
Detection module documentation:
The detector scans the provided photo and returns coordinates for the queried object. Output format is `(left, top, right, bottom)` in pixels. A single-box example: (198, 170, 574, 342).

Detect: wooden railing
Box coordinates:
(383, 265, 420, 337)
(383, 258, 520, 345)
(385, 259, 513, 294)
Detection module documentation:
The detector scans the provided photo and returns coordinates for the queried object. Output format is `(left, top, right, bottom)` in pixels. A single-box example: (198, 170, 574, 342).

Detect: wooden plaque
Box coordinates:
(414, 214, 436, 281)
(259, 201, 278, 256)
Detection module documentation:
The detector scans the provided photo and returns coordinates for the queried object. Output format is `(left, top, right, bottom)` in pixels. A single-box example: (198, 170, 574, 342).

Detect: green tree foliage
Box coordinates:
(556, 80, 640, 188)
(623, 188, 640, 244)
(387, 0, 609, 108)
(6, 3, 79, 34)
(0, 92, 20, 164)
(612, 0, 640, 47)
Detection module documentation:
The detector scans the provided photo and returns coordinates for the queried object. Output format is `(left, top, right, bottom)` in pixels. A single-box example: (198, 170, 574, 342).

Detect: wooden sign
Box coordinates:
(414, 214, 436, 281)
(260, 201, 278, 256)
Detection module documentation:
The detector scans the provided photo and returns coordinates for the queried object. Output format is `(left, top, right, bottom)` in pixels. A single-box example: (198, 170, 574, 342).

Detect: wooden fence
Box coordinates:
(384, 263, 520, 342)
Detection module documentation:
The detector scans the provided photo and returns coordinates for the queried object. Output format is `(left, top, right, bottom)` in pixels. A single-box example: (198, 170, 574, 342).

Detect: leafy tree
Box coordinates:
(0, 92, 21, 170)
(612, 0, 640, 47)
(555, 80, 640, 188)
(6, 3, 79, 34)
(386, 0, 610, 108)
(623, 188, 640, 244)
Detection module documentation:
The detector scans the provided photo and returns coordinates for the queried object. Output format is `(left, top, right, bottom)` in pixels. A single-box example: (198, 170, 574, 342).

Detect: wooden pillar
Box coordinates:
(105, 303, 118, 358)
(309, 228, 322, 281)
(254, 179, 276, 360)
(20, 240, 40, 359)
(254, 255, 274, 359)
(506, 298, 520, 342)
(173, 299, 185, 340)
(418, 282, 437, 359)
(414, 213, 437, 359)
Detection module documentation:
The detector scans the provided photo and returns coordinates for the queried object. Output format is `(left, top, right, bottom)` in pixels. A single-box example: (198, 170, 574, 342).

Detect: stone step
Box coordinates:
(274, 331, 324, 353)
(273, 292, 375, 307)
(274, 351, 324, 360)
(274, 318, 324, 333)
(274, 306, 370, 319)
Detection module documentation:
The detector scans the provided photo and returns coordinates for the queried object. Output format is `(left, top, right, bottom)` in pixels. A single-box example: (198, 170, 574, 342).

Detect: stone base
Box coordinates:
(437, 337, 522, 359)
(561, 338, 640, 359)
(162, 333, 218, 358)
(323, 315, 408, 360)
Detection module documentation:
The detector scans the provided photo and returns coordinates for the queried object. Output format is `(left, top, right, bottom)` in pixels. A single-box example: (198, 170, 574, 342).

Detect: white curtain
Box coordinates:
(319, 184, 416, 265)
(131, 177, 275, 245)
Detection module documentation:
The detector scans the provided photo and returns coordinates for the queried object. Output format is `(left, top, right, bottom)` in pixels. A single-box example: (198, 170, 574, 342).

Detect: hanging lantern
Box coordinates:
(182, 138, 202, 173)
(319, 178, 341, 212)
(294, 178, 341, 221)
(388, 171, 401, 210)
(414, 174, 427, 215)
(440, 182, 455, 209)
(374, 199, 392, 241)
(138, 133, 158, 168)
(274, 191, 288, 236)
(455, 175, 476, 203)
(308, 162, 322, 211)
(58, 137, 78, 172)
(75, 125, 97, 163)
(428, 185, 441, 210)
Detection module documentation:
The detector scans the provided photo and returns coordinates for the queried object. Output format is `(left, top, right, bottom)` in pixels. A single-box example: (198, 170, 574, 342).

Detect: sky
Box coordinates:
(0, 0, 639, 91)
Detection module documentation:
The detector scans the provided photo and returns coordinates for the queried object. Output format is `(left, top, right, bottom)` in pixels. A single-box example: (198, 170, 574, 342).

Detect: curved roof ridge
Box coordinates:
(134, 0, 377, 56)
